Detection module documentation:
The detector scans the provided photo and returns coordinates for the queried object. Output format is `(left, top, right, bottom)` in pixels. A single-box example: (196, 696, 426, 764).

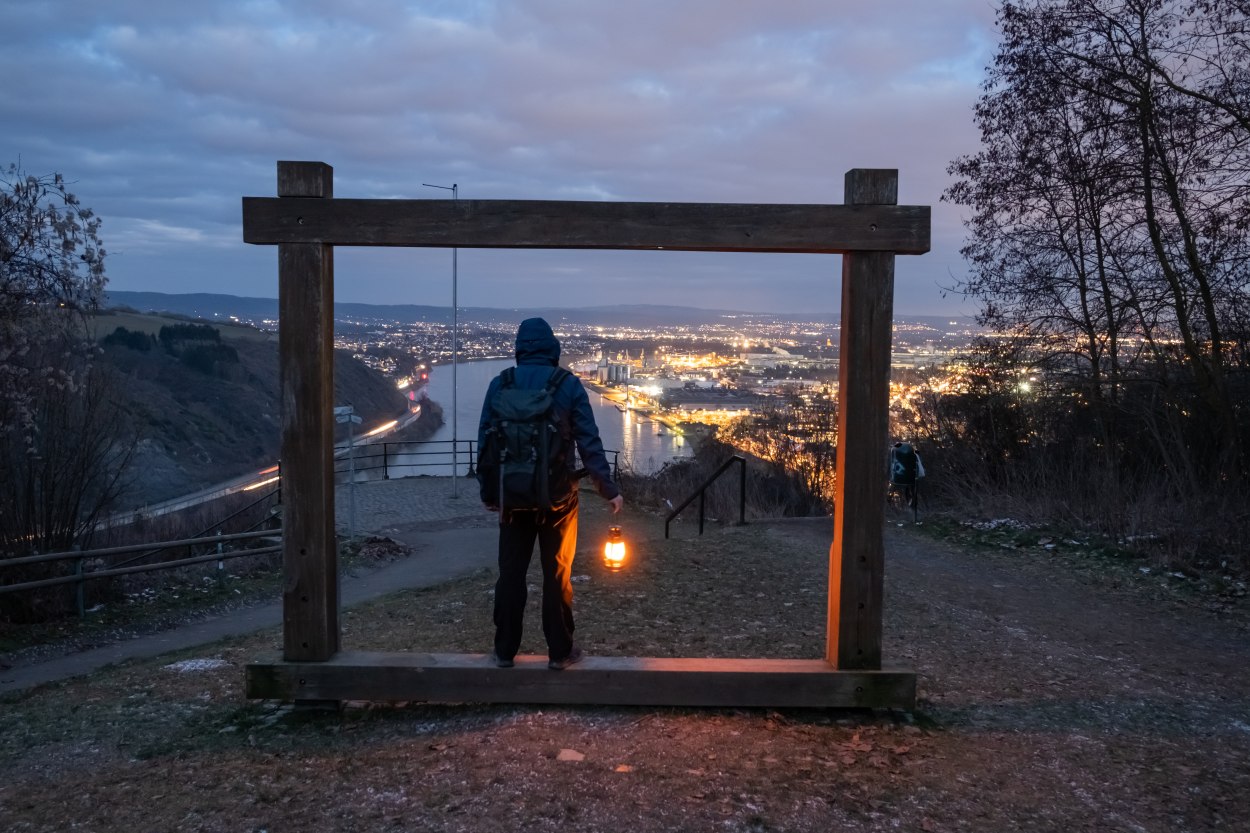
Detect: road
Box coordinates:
(97, 404, 426, 529)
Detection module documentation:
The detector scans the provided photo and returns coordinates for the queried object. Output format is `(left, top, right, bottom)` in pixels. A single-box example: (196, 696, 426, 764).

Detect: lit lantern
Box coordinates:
(602, 525, 627, 571)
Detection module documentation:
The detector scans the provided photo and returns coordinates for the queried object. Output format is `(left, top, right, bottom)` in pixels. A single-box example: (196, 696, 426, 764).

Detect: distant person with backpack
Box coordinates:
(477, 317, 623, 670)
(889, 441, 925, 512)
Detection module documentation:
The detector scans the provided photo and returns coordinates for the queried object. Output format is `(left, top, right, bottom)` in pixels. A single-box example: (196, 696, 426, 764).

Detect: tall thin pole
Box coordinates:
(422, 182, 459, 496)
(347, 411, 356, 541)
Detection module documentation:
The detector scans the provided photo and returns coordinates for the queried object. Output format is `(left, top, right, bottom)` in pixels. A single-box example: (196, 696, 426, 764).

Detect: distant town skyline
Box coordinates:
(103, 289, 981, 329)
(2, 1, 998, 315)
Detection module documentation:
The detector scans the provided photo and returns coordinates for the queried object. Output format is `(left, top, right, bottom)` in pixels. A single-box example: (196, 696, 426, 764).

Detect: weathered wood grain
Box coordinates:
(246, 652, 917, 709)
(243, 197, 930, 254)
(828, 169, 897, 670)
(278, 161, 339, 662)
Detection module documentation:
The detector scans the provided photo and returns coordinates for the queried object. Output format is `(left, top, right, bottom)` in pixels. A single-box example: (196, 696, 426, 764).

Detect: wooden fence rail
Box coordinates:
(0, 529, 282, 594)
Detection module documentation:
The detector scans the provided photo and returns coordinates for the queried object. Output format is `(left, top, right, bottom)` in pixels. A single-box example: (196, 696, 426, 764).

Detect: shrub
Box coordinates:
(618, 436, 826, 529)
(158, 323, 220, 354)
(101, 326, 154, 352)
(179, 343, 239, 375)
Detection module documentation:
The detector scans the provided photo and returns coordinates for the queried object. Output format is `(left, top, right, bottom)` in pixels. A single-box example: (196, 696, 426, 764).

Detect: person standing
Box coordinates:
(889, 441, 925, 512)
(477, 317, 622, 670)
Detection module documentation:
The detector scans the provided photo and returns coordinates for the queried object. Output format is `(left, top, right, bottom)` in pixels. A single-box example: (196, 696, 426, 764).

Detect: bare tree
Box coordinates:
(0, 164, 132, 561)
(722, 388, 838, 508)
(945, 0, 1250, 486)
(1, 165, 106, 433)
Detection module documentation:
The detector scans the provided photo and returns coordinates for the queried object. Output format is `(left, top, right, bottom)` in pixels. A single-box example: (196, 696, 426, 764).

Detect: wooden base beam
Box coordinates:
(246, 652, 916, 710)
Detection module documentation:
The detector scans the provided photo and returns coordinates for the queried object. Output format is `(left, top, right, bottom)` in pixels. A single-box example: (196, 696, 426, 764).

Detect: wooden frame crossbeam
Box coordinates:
(241, 161, 926, 710)
(243, 197, 930, 254)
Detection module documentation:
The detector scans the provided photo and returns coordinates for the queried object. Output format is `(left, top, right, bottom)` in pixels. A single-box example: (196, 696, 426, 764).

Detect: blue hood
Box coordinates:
(515, 317, 561, 366)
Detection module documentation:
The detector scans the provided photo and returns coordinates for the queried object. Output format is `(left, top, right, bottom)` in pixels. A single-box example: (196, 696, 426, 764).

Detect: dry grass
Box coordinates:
(347, 499, 826, 661)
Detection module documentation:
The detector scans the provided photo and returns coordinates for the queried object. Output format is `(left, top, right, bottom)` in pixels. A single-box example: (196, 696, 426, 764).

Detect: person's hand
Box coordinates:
(608, 495, 623, 515)
(484, 503, 499, 513)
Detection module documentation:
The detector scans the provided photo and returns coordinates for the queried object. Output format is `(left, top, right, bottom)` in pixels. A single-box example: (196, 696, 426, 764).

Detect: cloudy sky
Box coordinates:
(2, 1, 999, 316)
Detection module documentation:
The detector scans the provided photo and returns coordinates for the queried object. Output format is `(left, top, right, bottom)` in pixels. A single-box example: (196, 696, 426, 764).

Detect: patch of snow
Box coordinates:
(163, 658, 230, 673)
(964, 518, 1032, 531)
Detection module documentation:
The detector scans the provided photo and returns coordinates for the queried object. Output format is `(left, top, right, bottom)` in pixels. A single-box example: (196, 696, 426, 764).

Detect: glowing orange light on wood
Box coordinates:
(603, 525, 626, 571)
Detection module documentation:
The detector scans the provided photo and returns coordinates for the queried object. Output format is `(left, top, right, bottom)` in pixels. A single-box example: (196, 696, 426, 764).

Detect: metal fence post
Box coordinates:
(738, 457, 747, 526)
(216, 529, 225, 588)
(73, 546, 84, 617)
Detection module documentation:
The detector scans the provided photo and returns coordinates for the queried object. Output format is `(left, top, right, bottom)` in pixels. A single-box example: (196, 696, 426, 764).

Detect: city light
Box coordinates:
(244, 475, 280, 491)
(322, 308, 983, 485)
(363, 420, 399, 439)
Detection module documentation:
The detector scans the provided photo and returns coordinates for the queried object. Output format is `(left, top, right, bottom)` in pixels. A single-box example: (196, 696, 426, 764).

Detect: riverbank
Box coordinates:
(584, 379, 687, 430)
(388, 397, 445, 443)
(423, 359, 692, 474)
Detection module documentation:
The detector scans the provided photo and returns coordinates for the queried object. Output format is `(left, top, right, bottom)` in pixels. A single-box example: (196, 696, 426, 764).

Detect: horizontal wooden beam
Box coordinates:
(246, 652, 917, 710)
(242, 198, 930, 255)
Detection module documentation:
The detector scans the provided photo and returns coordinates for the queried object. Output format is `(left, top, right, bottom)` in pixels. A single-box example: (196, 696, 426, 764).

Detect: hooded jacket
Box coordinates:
(477, 317, 620, 504)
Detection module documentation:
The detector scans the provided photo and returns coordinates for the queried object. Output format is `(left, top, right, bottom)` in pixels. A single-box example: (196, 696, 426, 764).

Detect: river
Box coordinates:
(400, 358, 692, 477)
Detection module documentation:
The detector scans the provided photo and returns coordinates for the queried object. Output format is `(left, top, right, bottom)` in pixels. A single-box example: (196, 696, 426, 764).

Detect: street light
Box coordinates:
(422, 181, 459, 496)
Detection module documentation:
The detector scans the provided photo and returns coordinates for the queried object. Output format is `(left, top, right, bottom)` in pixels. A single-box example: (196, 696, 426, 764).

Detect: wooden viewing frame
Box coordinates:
(242, 161, 929, 710)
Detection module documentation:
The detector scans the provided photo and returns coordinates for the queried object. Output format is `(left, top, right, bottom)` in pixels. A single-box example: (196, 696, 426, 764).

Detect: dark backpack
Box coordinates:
(478, 366, 573, 511)
(890, 443, 919, 486)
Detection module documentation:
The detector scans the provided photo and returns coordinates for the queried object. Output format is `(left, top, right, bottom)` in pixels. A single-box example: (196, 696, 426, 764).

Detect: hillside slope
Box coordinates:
(93, 311, 413, 508)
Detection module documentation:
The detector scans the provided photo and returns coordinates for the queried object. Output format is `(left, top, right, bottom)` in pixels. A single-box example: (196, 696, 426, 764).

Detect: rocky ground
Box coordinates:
(2, 499, 1247, 832)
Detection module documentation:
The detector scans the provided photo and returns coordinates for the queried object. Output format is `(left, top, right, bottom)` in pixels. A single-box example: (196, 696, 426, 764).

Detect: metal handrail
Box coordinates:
(113, 485, 281, 569)
(332, 439, 621, 480)
(196, 485, 281, 537)
(664, 455, 747, 538)
(333, 438, 477, 478)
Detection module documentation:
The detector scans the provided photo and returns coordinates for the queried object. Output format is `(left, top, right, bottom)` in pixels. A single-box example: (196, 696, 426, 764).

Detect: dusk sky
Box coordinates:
(2, 1, 999, 316)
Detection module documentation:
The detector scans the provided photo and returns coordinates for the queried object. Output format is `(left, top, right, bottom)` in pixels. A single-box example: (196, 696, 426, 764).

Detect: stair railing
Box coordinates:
(664, 455, 747, 538)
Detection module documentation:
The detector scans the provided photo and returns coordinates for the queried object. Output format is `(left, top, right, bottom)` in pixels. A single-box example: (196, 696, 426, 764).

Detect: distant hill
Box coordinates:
(105, 290, 974, 330)
(105, 291, 283, 323)
(103, 291, 764, 327)
(91, 310, 415, 509)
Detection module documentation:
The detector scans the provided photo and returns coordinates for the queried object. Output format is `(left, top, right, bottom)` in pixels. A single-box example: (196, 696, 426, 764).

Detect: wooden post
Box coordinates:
(277, 161, 339, 661)
(827, 169, 897, 670)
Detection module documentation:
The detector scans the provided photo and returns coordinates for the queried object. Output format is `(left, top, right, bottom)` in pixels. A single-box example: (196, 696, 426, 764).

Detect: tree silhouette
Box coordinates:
(0, 164, 134, 577)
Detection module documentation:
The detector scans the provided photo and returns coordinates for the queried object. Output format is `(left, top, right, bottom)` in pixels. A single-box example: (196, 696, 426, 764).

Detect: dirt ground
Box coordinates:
(2, 502, 1248, 833)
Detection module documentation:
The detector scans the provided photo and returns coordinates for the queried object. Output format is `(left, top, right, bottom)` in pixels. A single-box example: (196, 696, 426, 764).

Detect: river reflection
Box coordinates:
(376, 358, 692, 477)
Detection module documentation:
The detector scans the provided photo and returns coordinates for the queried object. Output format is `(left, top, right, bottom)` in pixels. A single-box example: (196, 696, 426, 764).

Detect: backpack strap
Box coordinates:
(500, 365, 568, 393)
(545, 367, 571, 392)
(502, 362, 572, 390)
